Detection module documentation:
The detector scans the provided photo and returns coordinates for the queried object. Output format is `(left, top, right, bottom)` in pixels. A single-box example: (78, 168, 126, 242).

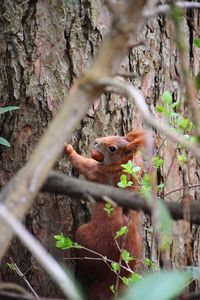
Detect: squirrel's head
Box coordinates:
(91, 130, 145, 166)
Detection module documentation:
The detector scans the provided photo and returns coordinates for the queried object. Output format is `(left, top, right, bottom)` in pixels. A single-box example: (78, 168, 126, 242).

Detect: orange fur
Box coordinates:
(65, 130, 145, 300)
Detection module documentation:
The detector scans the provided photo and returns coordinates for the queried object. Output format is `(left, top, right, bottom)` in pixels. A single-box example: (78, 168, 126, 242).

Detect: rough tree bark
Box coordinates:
(0, 0, 200, 297)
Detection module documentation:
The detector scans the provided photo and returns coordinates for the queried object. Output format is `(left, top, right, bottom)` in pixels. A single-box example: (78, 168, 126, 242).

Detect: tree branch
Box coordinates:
(97, 77, 200, 159)
(41, 171, 200, 225)
(143, 2, 200, 18)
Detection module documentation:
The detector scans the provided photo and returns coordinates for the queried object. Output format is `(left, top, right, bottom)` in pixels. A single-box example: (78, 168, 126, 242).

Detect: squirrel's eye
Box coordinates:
(109, 146, 117, 152)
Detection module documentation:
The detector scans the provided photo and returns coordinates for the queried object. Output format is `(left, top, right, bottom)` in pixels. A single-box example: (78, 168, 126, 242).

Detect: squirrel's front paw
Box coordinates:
(64, 144, 74, 156)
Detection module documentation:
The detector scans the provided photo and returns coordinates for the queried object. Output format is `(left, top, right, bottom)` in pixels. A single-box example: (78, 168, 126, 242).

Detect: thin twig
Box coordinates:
(9, 257, 39, 298)
(154, 137, 167, 156)
(163, 184, 200, 198)
(114, 216, 131, 294)
(182, 166, 192, 264)
(165, 147, 178, 181)
(0, 203, 82, 300)
(80, 245, 114, 271)
(64, 256, 131, 273)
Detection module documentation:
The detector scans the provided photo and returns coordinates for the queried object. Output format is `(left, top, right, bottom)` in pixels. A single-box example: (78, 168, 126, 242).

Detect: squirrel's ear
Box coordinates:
(124, 140, 139, 155)
(126, 130, 145, 150)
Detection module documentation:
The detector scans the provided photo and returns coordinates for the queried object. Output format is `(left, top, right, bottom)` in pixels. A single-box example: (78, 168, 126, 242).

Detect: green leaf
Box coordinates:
(110, 285, 115, 294)
(194, 38, 200, 48)
(178, 154, 186, 165)
(121, 174, 127, 183)
(161, 91, 172, 105)
(7, 263, 15, 270)
(129, 272, 143, 283)
(54, 234, 80, 250)
(121, 249, 133, 264)
(143, 258, 158, 270)
(191, 136, 198, 144)
(157, 183, 165, 192)
(163, 111, 171, 118)
(120, 271, 191, 300)
(0, 106, 19, 115)
(115, 226, 128, 238)
(121, 161, 141, 178)
(56, 238, 73, 249)
(177, 117, 191, 131)
(153, 156, 164, 169)
(122, 277, 130, 286)
(117, 174, 133, 188)
(121, 160, 133, 175)
(169, 101, 179, 110)
(54, 234, 62, 240)
(104, 202, 114, 217)
(0, 137, 10, 147)
(122, 273, 142, 286)
(143, 258, 151, 267)
(117, 182, 126, 188)
(111, 262, 120, 273)
(155, 105, 165, 113)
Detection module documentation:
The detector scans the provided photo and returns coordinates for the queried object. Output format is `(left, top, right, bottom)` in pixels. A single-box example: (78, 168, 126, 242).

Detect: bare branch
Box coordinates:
(0, 282, 30, 297)
(0, 203, 82, 300)
(96, 78, 200, 159)
(41, 171, 200, 225)
(0, 287, 64, 300)
(143, 2, 200, 18)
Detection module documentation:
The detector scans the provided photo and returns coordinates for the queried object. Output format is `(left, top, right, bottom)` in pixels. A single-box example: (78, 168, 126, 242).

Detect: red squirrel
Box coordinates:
(65, 130, 145, 300)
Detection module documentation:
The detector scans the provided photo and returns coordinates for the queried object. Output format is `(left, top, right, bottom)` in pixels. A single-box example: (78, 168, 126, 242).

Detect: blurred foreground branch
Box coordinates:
(42, 171, 200, 225)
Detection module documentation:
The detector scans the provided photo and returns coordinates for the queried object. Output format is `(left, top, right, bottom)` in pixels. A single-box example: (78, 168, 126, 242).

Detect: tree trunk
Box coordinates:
(0, 0, 200, 297)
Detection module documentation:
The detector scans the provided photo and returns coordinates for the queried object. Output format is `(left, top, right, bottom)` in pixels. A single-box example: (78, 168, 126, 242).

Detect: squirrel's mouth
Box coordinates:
(91, 149, 104, 162)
